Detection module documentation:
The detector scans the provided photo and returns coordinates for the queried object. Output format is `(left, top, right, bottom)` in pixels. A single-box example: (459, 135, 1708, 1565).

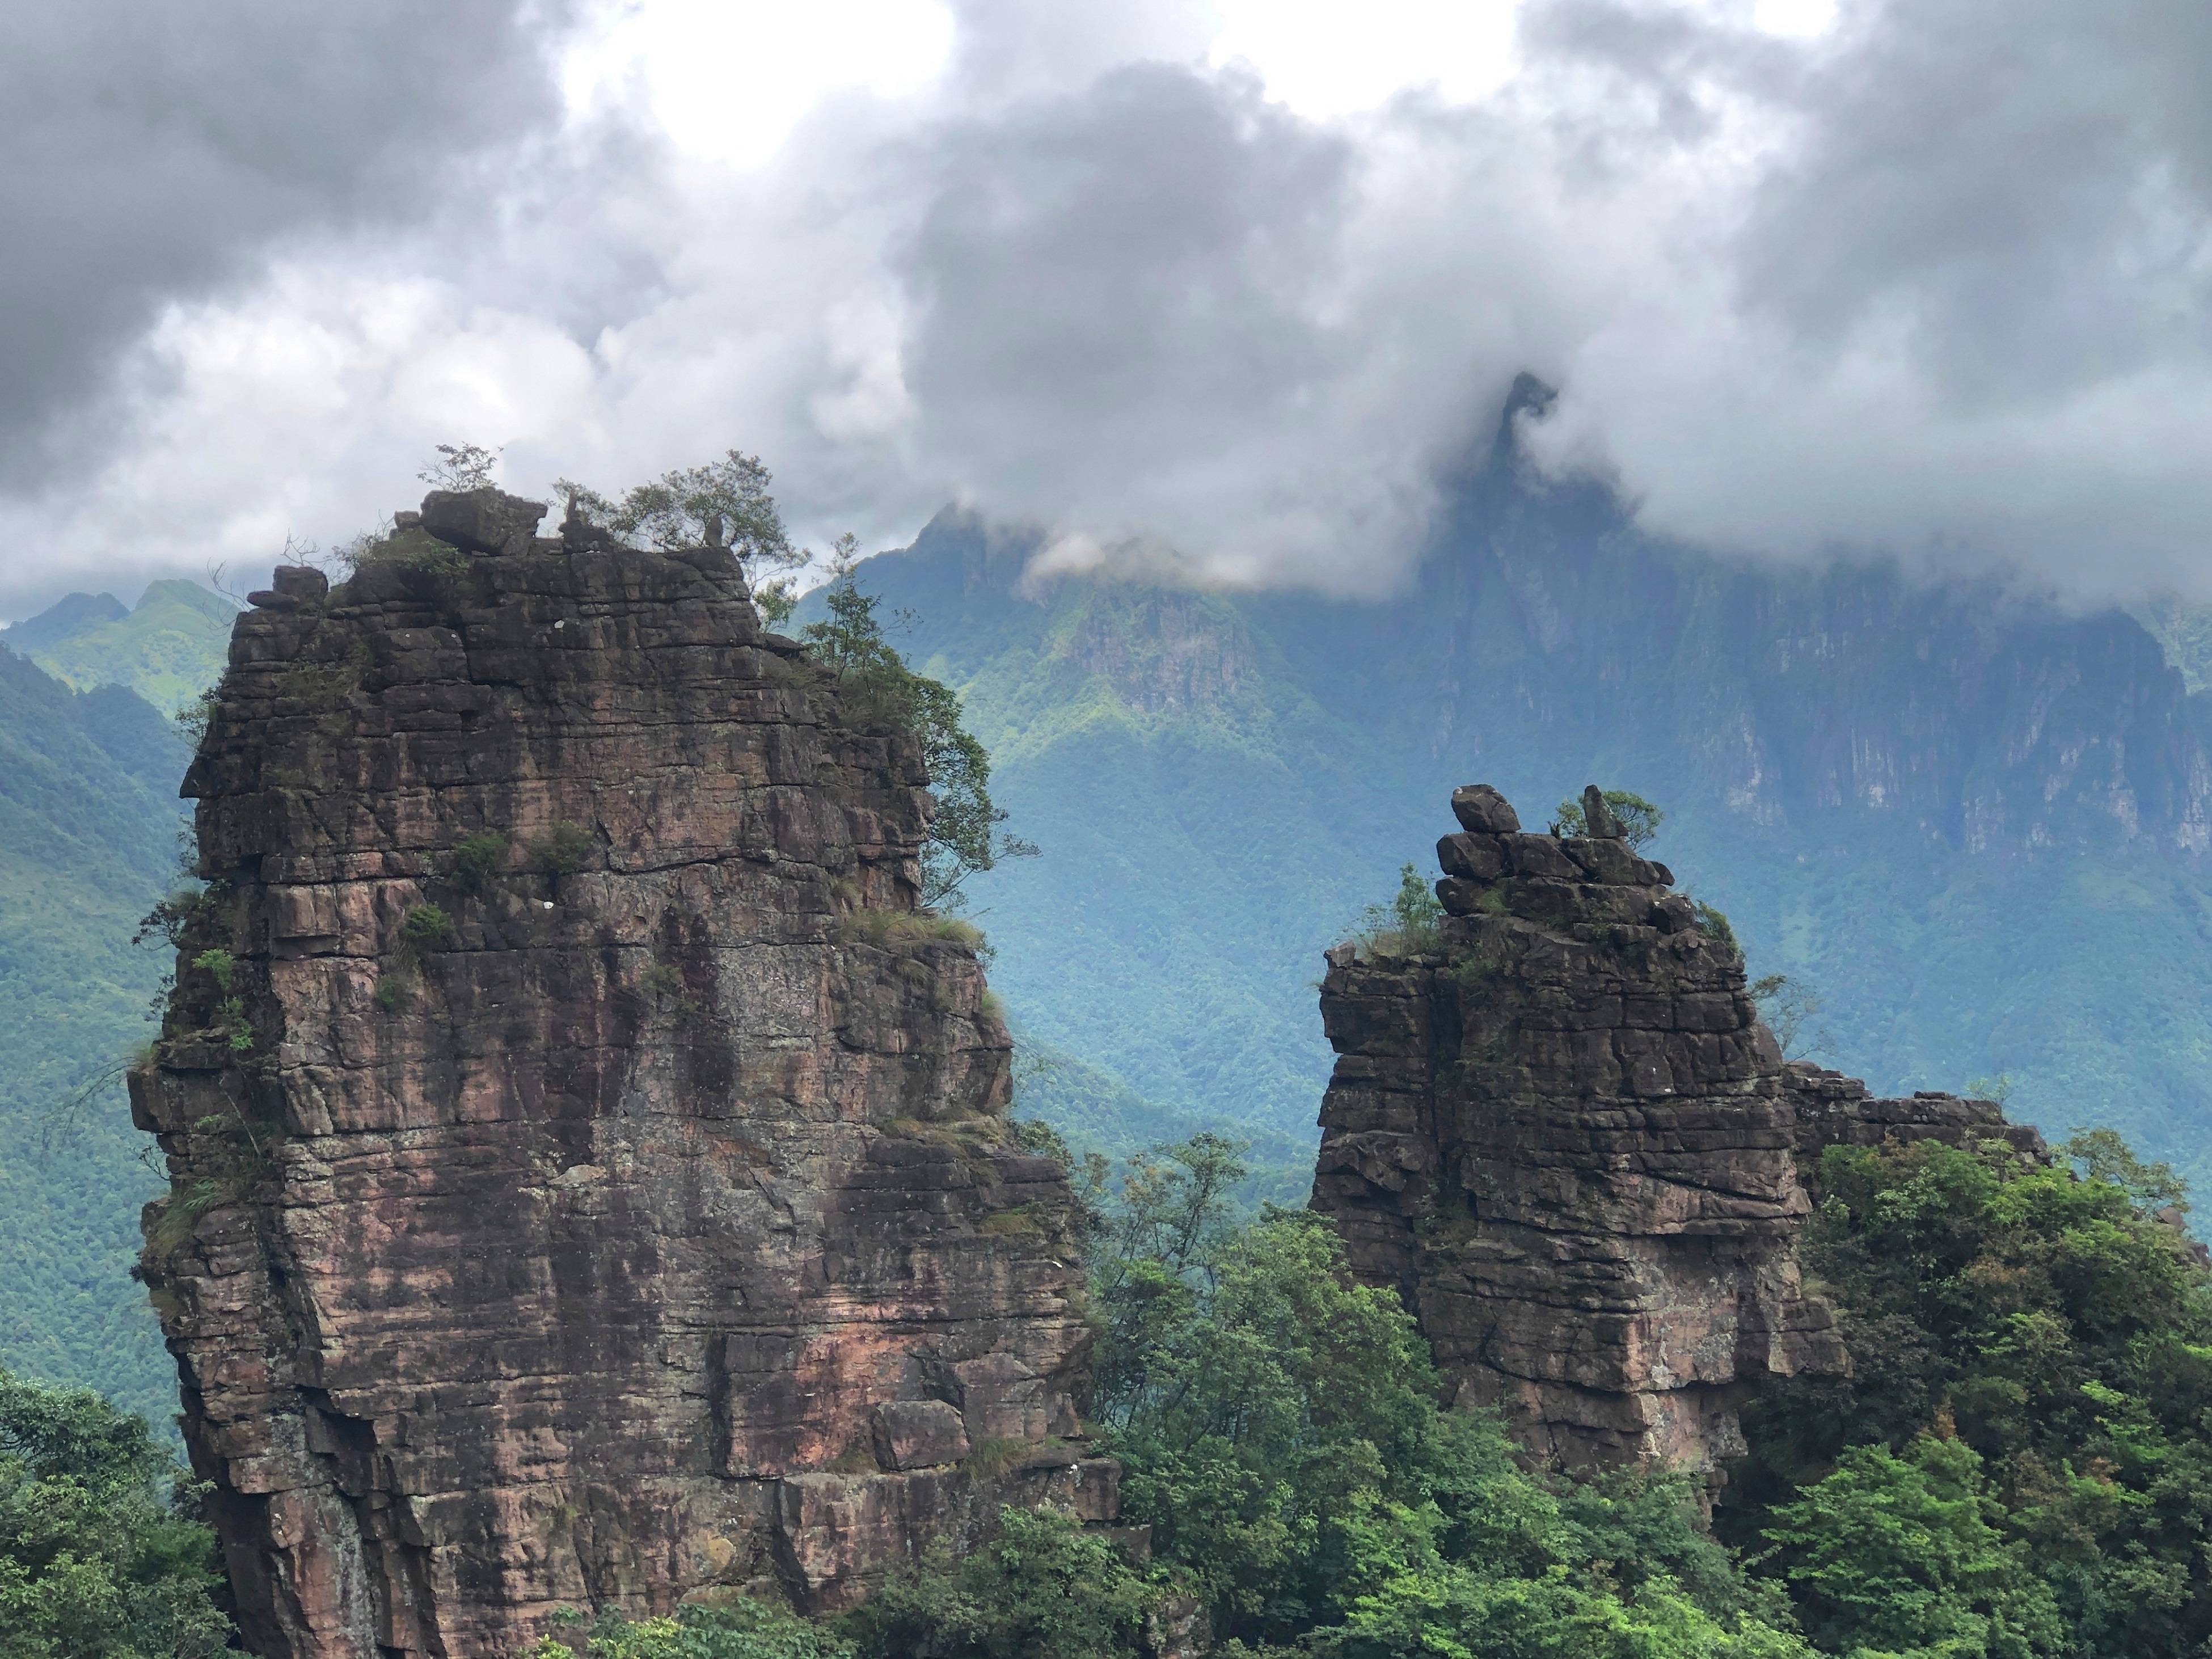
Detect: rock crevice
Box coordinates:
(136, 492, 1109, 1658)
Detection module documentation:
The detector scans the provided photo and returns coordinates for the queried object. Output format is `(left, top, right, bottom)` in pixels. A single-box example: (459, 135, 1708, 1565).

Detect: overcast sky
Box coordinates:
(2, 0, 2209, 618)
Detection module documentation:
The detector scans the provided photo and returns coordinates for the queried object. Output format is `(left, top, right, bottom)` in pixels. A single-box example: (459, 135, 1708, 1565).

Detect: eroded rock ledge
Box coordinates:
(1309, 783, 2032, 1479)
(134, 491, 1111, 1658)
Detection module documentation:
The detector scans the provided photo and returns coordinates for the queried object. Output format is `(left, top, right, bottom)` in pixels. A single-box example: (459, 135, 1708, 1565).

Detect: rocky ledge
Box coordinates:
(134, 490, 1112, 1658)
(1309, 784, 2035, 1480)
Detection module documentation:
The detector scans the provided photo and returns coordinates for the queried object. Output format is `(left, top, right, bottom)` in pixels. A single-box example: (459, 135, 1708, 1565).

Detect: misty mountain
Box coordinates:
(14, 431, 2212, 1425)
(833, 403, 2212, 1188)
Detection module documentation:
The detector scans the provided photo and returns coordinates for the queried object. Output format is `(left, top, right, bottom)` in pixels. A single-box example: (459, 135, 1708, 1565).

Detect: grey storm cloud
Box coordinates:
(1540, 0, 2212, 404)
(860, 0, 2212, 594)
(6, 0, 2212, 614)
(1508, 0, 2212, 586)
(0, 0, 576, 482)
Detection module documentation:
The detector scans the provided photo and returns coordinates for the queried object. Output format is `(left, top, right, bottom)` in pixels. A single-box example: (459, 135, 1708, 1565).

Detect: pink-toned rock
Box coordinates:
(871, 1401, 970, 1471)
(134, 497, 1108, 1657)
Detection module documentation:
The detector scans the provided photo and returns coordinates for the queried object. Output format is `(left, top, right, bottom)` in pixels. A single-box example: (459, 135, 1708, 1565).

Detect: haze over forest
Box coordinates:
(10, 5, 2212, 1659)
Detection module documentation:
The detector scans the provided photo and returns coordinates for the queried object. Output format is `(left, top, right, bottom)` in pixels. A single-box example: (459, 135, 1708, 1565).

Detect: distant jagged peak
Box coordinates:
(2, 588, 128, 651)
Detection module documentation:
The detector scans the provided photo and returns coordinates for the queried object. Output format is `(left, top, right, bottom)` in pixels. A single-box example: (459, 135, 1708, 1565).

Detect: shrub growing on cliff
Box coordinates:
(335, 524, 470, 577)
(557, 451, 806, 588)
(1690, 899, 1738, 953)
(174, 685, 221, 750)
(0, 1365, 234, 1657)
(1748, 973, 1830, 1061)
(531, 821, 594, 877)
(802, 567, 1036, 909)
(1550, 789, 1665, 851)
(1351, 862, 1446, 960)
(450, 831, 509, 895)
(420, 442, 500, 489)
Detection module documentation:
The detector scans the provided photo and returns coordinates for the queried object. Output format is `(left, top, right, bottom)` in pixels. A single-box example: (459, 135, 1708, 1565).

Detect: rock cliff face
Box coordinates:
(1309, 784, 2030, 1478)
(133, 492, 1111, 1658)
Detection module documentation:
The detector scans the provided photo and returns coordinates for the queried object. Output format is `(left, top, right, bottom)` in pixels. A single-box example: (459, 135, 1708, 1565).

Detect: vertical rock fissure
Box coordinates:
(133, 491, 1113, 1657)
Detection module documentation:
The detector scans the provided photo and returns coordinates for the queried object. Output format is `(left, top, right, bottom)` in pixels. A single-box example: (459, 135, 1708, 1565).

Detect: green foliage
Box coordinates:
(1352, 863, 1445, 960)
(0, 1363, 234, 1657)
(132, 883, 220, 956)
(2059, 1127, 2186, 1215)
(529, 1598, 853, 1659)
(531, 821, 594, 876)
(173, 686, 219, 750)
(1690, 900, 1737, 953)
(1748, 974, 1829, 1062)
(841, 1507, 1157, 1659)
(1084, 1182, 1806, 1655)
(450, 831, 509, 896)
(419, 442, 500, 489)
(187, 947, 253, 1050)
(753, 576, 800, 630)
(558, 451, 803, 580)
(400, 904, 454, 948)
(337, 525, 470, 577)
(1090, 1132, 1249, 1293)
(802, 573, 1035, 909)
(1763, 1436, 2062, 1659)
(1725, 1133, 2212, 1656)
(1550, 789, 1666, 852)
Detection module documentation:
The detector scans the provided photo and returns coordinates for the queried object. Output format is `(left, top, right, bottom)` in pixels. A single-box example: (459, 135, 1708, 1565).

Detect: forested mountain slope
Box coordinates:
(2, 577, 235, 714)
(832, 410, 2212, 1188)
(0, 647, 189, 1425)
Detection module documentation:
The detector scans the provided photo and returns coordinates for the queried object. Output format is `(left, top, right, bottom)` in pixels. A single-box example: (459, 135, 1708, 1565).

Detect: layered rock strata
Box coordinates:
(1309, 783, 2074, 1478)
(1779, 1062, 2046, 1170)
(1311, 784, 1843, 1476)
(134, 491, 1110, 1658)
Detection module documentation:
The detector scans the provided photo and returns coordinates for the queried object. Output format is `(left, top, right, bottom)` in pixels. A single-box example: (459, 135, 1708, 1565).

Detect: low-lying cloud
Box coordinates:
(3, 0, 2211, 618)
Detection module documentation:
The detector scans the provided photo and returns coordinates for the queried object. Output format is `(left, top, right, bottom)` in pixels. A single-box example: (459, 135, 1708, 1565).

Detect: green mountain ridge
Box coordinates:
(5, 577, 237, 715)
(818, 463, 2212, 1194)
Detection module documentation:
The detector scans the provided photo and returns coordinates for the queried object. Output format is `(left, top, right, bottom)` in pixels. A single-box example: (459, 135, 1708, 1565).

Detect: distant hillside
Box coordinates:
(6, 579, 235, 715)
(818, 418, 2212, 1192)
(0, 645, 189, 1425)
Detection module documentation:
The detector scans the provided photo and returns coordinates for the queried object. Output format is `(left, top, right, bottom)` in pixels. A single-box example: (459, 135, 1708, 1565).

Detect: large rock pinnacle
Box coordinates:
(1309, 784, 2034, 1481)
(134, 492, 1111, 1657)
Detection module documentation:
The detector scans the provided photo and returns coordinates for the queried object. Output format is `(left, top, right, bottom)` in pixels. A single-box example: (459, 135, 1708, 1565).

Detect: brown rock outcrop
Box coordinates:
(1309, 785, 2075, 1482)
(1780, 1062, 2048, 1170)
(134, 491, 1111, 1657)
(1310, 784, 1846, 1478)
